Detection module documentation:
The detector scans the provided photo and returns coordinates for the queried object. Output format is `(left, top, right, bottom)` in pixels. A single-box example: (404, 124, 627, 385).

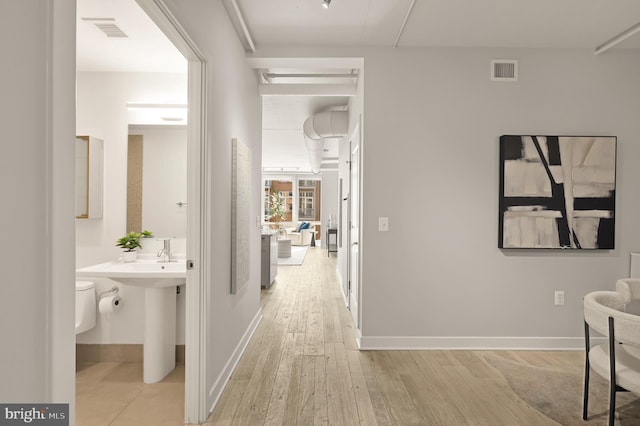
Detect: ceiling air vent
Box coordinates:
(491, 59, 518, 82)
(94, 22, 128, 38)
(82, 18, 128, 38)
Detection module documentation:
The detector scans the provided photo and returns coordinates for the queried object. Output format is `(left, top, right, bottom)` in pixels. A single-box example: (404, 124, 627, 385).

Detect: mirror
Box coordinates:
(76, 135, 104, 219)
(126, 126, 187, 237)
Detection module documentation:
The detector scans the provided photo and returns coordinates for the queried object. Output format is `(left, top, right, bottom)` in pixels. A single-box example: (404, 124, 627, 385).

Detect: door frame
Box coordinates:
(348, 117, 362, 333)
(135, 1, 208, 423)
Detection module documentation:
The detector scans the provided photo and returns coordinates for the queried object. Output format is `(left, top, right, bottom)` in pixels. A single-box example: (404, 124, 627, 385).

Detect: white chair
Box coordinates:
(583, 279, 640, 425)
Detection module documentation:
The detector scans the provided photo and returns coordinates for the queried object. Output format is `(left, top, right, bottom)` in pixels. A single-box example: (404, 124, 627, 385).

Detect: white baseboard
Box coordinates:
(207, 307, 263, 412)
(359, 335, 600, 351)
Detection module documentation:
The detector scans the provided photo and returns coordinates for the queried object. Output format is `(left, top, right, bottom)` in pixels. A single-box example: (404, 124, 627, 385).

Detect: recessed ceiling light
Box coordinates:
(322, 0, 331, 9)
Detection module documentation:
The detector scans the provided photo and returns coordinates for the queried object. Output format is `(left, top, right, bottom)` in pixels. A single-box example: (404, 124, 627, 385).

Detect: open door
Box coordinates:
(134, 0, 207, 423)
(348, 124, 360, 329)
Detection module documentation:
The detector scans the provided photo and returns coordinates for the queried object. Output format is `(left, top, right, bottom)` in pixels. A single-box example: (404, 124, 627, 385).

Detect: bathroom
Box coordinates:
(74, 7, 189, 418)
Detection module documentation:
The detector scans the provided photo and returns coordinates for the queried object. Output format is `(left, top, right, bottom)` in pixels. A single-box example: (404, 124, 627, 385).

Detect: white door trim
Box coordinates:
(349, 117, 362, 333)
(134, 1, 209, 423)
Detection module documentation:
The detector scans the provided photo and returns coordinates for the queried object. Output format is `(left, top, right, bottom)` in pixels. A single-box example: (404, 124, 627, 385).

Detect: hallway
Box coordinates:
(205, 247, 563, 425)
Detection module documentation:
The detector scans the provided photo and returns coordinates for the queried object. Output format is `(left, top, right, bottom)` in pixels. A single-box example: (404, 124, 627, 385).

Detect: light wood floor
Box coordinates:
(205, 247, 577, 425)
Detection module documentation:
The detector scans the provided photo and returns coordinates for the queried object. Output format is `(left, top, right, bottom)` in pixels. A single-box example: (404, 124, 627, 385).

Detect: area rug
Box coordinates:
(277, 246, 308, 266)
(484, 354, 640, 425)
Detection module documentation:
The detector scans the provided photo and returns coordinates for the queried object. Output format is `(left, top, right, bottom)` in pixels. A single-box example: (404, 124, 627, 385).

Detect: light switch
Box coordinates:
(379, 217, 389, 232)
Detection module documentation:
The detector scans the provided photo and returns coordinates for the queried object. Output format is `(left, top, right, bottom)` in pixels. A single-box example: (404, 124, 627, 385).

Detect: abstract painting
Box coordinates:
(231, 138, 251, 293)
(499, 135, 616, 249)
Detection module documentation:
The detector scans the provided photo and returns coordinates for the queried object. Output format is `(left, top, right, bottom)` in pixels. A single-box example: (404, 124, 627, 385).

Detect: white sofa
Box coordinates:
(285, 223, 313, 246)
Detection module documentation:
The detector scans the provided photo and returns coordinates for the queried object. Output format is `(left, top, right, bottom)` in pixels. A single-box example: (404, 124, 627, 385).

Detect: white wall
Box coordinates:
(254, 45, 640, 349)
(359, 47, 640, 348)
(321, 170, 339, 239)
(76, 73, 188, 345)
(0, 0, 76, 410)
(162, 0, 263, 414)
(76, 72, 187, 268)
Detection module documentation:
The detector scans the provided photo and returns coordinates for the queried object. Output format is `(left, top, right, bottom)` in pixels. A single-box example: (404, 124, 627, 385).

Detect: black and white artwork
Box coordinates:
(499, 135, 616, 249)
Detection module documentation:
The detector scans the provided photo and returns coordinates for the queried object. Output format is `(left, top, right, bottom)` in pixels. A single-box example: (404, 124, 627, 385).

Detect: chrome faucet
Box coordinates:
(157, 239, 175, 263)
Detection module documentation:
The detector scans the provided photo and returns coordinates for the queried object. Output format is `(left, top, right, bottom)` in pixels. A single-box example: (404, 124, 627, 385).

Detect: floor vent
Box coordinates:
(491, 59, 518, 81)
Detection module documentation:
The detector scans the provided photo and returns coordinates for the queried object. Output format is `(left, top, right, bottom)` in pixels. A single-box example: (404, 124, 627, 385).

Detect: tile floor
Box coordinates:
(76, 361, 184, 425)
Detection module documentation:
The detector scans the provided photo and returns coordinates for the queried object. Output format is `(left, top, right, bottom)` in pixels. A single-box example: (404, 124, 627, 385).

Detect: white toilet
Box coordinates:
(75, 281, 96, 335)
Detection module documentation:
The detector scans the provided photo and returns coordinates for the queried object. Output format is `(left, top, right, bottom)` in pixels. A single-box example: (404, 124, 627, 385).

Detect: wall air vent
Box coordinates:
(82, 18, 128, 38)
(491, 59, 518, 82)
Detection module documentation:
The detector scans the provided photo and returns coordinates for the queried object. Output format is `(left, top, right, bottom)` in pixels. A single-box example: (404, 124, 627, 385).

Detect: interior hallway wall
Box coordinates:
(252, 45, 640, 348)
(359, 47, 640, 348)
(0, 0, 76, 411)
(162, 0, 263, 413)
(321, 170, 339, 241)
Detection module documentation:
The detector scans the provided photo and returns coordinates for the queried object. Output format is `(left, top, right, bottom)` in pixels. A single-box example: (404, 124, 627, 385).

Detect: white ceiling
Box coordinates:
(76, 0, 186, 72)
(76, 0, 640, 172)
(238, 0, 640, 49)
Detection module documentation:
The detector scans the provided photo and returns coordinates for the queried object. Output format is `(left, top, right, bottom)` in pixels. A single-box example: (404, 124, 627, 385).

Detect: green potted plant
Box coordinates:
(267, 192, 287, 222)
(116, 231, 143, 262)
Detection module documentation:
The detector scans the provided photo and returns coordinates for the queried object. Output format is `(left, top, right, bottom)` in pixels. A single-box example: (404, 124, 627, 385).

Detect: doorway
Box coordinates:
(75, 0, 207, 423)
(253, 57, 364, 346)
(135, 2, 207, 421)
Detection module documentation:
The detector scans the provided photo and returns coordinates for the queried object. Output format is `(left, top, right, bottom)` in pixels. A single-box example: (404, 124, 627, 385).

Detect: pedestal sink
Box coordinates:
(76, 259, 186, 383)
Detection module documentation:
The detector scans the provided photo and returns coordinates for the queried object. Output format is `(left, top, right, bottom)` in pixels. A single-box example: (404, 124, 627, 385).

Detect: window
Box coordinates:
(299, 190, 314, 219)
(298, 178, 320, 221)
(264, 180, 293, 223)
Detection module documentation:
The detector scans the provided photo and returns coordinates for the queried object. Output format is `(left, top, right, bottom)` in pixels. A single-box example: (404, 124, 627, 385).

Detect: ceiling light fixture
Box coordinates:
(322, 0, 331, 9)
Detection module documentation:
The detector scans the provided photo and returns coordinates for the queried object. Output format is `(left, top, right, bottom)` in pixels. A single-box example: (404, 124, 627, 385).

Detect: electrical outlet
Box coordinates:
(554, 291, 565, 306)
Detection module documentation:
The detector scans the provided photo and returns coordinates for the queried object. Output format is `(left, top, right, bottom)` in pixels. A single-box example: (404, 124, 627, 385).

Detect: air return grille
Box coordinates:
(94, 23, 128, 38)
(491, 59, 518, 81)
(81, 18, 128, 38)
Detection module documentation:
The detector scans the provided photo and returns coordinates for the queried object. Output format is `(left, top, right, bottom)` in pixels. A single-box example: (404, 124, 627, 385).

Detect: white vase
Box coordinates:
(122, 251, 137, 263)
